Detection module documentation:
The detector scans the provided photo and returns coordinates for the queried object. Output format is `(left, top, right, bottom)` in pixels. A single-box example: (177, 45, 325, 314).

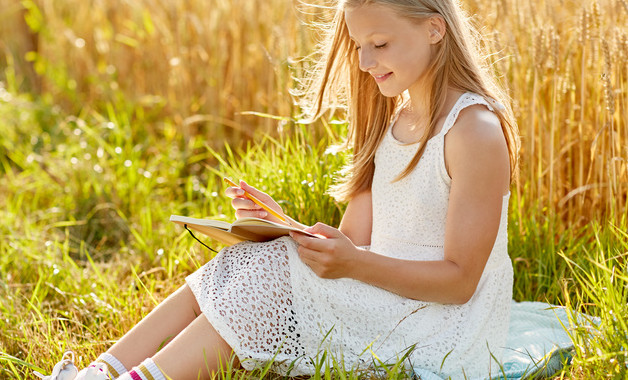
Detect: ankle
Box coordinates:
(94, 353, 128, 379)
(116, 358, 166, 380)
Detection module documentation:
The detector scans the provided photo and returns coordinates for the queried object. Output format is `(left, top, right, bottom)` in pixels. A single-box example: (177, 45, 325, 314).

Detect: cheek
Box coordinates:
(416, 42, 434, 61)
(406, 46, 432, 73)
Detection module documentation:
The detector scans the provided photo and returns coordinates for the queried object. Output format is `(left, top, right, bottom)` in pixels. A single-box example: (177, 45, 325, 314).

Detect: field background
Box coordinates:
(0, 0, 626, 378)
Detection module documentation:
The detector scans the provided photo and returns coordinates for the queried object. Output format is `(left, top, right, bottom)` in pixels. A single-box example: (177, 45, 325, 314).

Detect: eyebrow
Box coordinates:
(348, 31, 387, 41)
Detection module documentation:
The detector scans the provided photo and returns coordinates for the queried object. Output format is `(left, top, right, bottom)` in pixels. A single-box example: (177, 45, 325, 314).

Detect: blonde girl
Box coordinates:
(40, 0, 519, 379)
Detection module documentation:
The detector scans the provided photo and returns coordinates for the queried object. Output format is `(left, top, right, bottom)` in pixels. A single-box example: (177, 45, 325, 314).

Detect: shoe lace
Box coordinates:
(33, 351, 76, 380)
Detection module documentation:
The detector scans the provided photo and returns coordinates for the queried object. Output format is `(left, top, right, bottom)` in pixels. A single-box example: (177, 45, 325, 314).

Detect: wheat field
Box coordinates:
(0, 0, 627, 378)
(1, 0, 626, 225)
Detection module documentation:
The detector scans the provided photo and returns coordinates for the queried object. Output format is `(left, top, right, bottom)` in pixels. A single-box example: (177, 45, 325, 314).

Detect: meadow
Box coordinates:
(0, 0, 626, 378)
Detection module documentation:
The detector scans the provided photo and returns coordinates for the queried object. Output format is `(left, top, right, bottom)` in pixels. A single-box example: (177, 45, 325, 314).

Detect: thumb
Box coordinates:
(304, 222, 340, 238)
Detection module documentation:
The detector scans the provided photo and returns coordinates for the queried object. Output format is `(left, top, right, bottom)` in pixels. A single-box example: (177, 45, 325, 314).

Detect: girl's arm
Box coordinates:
(338, 190, 372, 247)
(291, 106, 510, 304)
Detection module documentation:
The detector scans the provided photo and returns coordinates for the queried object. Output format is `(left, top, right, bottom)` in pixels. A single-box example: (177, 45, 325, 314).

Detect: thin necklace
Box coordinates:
(401, 103, 429, 132)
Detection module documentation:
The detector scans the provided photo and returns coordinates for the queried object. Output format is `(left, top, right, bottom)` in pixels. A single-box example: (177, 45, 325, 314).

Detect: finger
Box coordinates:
(297, 246, 334, 278)
(291, 232, 330, 251)
(235, 209, 268, 219)
(225, 186, 245, 199)
(298, 254, 317, 273)
(303, 222, 341, 238)
(297, 245, 320, 266)
(290, 230, 307, 244)
(231, 197, 260, 211)
(240, 181, 272, 202)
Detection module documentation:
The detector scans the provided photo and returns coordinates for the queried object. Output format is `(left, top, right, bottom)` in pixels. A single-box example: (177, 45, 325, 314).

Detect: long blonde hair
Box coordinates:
(301, 0, 520, 202)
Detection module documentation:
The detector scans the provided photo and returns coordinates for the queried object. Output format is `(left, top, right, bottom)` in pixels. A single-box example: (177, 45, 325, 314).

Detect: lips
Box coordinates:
(372, 72, 392, 83)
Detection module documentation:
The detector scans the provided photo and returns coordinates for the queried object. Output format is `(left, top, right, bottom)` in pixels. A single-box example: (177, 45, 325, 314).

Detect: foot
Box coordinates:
(33, 351, 111, 380)
(75, 363, 111, 380)
(33, 351, 78, 380)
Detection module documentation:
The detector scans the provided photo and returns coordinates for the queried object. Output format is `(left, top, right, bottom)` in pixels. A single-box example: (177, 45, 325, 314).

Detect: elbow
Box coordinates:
(452, 289, 474, 304)
(446, 262, 481, 304)
(450, 278, 479, 305)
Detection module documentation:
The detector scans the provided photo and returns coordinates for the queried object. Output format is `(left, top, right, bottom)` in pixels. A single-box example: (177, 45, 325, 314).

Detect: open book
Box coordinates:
(170, 215, 317, 246)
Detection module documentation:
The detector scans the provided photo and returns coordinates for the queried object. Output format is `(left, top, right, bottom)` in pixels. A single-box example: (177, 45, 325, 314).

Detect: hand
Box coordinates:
(290, 222, 362, 279)
(225, 180, 287, 223)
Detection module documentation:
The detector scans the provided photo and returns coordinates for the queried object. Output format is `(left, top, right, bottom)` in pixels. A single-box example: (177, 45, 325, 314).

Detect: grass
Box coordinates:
(1, 86, 627, 379)
(0, 0, 627, 379)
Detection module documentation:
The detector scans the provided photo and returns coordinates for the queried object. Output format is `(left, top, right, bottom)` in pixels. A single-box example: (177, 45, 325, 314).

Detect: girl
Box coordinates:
(39, 0, 519, 379)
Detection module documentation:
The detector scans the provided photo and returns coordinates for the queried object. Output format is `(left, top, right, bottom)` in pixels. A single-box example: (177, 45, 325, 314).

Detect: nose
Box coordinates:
(358, 48, 376, 72)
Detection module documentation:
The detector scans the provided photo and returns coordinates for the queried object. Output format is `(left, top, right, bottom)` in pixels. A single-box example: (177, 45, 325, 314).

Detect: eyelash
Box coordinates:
(354, 43, 388, 51)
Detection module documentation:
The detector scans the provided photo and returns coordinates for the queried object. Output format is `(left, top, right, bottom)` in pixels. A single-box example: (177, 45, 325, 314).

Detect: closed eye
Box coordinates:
(353, 42, 387, 51)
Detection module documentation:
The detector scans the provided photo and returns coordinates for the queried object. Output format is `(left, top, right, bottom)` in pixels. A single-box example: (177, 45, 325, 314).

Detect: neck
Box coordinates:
(406, 81, 432, 120)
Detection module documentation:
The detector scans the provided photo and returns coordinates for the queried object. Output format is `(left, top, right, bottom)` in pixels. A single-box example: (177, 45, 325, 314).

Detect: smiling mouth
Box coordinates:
(373, 72, 392, 82)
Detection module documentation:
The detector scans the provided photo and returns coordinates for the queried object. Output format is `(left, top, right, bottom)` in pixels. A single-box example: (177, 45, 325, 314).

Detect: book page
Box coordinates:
(170, 215, 231, 230)
(170, 214, 318, 245)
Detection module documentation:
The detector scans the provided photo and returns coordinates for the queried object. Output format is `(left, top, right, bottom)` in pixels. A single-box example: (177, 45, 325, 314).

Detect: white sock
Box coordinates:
(95, 352, 128, 379)
(116, 358, 166, 380)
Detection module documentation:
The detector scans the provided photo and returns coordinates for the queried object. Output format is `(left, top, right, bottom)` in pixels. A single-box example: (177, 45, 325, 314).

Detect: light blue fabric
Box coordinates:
(411, 301, 577, 380)
(486, 301, 575, 380)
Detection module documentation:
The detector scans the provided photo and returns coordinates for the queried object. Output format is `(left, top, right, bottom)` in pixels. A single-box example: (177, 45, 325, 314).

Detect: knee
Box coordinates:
(180, 284, 202, 317)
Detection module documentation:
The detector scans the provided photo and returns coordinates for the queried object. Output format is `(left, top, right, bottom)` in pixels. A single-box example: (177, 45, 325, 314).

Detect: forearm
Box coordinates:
(293, 223, 479, 303)
(348, 249, 476, 304)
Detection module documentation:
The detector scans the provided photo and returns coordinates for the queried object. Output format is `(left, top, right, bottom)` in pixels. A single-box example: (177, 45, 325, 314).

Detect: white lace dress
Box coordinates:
(186, 92, 513, 378)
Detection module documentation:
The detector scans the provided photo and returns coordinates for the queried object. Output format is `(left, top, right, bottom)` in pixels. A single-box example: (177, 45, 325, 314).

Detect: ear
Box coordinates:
(427, 15, 446, 44)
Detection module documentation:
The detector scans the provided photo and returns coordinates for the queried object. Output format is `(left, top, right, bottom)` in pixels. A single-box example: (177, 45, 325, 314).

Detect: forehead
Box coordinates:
(344, 3, 421, 39)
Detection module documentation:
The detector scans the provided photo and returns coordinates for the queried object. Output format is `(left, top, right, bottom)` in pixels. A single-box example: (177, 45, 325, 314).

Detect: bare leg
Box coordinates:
(107, 284, 201, 369)
(152, 314, 237, 379)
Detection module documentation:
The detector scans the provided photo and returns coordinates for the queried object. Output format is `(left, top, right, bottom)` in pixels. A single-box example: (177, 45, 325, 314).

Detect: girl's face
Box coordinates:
(344, 3, 437, 98)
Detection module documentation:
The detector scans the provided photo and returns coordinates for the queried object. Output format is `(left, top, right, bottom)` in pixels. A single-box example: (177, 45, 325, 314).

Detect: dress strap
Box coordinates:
(438, 92, 503, 137)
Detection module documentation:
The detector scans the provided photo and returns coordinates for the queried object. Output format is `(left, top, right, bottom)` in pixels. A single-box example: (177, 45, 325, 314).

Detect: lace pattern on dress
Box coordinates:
(186, 92, 513, 379)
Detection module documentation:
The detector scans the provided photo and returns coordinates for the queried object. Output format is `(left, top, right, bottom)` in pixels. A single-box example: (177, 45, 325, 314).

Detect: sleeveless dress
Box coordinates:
(186, 92, 513, 379)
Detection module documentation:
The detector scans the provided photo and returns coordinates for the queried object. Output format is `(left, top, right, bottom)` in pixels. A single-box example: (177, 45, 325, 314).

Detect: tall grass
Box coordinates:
(0, 0, 625, 227)
(463, 0, 628, 231)
(0, 88, 349, 377)
(0, 0, 627, 379)
(560, 224, 628, 378)
(1, 89, 626, 378)
(0, 0, 317, 143)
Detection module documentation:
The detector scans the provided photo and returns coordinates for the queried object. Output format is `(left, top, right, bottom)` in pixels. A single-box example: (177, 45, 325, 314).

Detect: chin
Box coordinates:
(377, 87, 403, 98)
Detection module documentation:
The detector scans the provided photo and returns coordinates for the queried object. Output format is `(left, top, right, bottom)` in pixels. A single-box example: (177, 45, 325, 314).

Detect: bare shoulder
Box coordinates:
(448, 104, 503, 143)
(444, 104, 510, 192)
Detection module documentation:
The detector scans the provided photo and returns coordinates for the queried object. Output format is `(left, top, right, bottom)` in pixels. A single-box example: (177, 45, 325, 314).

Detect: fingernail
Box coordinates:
(236, 189, 244, 195)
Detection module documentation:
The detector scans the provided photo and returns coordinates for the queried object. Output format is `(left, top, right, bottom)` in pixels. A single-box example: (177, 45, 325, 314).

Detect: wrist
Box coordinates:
(345, 246, 368, 280)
